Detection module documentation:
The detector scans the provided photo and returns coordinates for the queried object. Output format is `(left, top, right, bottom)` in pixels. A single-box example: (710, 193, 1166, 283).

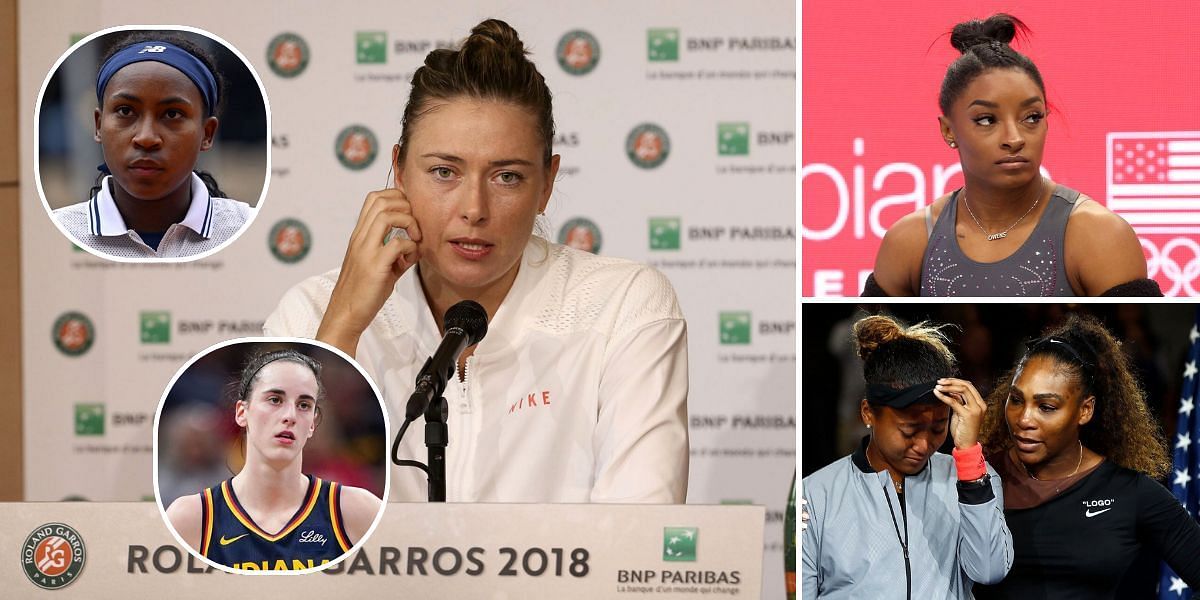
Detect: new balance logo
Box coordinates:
(139, 45, 167, 54)
(219, 533, 249, 546)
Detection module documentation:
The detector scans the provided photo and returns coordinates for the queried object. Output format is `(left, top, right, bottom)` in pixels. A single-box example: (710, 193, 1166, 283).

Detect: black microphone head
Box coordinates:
(444, 300, 488, 345)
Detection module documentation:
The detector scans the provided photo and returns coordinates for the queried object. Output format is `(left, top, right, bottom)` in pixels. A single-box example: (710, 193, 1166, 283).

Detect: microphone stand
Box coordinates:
(392, 299, 488, 504)
(424, 394, 449, 502)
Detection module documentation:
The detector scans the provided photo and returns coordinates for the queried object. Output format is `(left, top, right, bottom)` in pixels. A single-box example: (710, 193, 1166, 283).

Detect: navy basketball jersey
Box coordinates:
(200, 474, 352, 570)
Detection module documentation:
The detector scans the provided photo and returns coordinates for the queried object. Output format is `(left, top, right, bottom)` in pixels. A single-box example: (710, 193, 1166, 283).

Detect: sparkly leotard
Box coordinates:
(919, 184, 1082, 296)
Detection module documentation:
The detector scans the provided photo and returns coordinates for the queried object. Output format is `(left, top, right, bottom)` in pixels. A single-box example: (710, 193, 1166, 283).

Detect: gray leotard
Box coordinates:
(919, 184, 1083, 296)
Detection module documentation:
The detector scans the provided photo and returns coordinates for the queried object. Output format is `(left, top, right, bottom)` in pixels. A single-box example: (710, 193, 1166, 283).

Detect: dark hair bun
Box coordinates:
(462, 18, 528, 60)
(853, 315, 905, 362)
(950, 13, 1019, 54)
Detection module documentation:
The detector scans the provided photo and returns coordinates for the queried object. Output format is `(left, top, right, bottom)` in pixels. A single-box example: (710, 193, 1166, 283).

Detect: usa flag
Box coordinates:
(1107, 131, 1200, 235)
(1159, 310, 1200, 599)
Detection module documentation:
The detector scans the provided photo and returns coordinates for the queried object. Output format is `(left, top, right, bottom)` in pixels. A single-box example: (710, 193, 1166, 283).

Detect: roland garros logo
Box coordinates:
(52, 312, 94, 357)
(336, 125, 378, 170)
(627, 123, 670, 169)
(267, 32, 310, 78)
(22, 523, 86, 590)
(269, 218, 312, 263)
(557, 30, 600, 75)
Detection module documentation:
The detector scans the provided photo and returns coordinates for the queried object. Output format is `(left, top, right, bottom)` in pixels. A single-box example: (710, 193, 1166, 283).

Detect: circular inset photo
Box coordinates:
(154, 339, 387, 574)
(36, 26, 270, 261)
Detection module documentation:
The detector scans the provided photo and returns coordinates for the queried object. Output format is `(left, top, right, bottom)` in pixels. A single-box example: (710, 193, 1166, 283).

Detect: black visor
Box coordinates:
(866, 381, 939, 409)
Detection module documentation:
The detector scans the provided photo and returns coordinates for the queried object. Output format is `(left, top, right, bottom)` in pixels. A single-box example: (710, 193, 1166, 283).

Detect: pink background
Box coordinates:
(801, 0, 1200, 296)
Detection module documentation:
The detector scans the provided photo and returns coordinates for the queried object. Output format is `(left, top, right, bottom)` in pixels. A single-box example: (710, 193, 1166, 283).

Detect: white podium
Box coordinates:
(1, 502, 765, 598)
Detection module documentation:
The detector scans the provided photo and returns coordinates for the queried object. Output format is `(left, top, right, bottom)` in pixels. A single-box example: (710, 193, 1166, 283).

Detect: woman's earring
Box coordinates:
(948, 141, 957, 149)
(866, 423, 872, 429)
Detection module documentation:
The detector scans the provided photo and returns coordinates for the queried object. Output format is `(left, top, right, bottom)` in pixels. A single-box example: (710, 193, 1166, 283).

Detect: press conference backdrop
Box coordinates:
(801, 0, 1200, 297)
(17, 0, 796, 596)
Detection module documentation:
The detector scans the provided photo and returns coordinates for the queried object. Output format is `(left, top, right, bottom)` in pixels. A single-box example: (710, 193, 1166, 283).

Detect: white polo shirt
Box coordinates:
(264, 240, 690, 503)
(53, 173, 253, 259)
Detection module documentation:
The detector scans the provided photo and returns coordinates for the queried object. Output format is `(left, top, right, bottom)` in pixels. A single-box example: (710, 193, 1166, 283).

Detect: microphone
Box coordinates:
(404, 300, 489, 422)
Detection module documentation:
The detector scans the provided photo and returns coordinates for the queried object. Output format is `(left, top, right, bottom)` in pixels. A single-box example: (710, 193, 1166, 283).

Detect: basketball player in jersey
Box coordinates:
(165, 350, 382, 571)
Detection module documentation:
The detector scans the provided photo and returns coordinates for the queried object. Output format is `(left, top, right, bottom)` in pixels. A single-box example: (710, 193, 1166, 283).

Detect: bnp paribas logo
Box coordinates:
(558, 217, 602, 254)
(626, 123, 670, 169)
(557, 30, 600, 75)
(22, 523, 86, 590)
(648, 28, 679, 62)
(52, 312, 94, 357)
(357, 31, 387, 64)
(74, 403, 104, 436)
(663, 527, 697, 562)
(336, 125, 378, 170)
(140, 311, 170, 344)
(718, 122, 750, 156)
(720, 311, 752, 345)
(649, 217, 681, 251)
(267, 33, 310, 78)
(270, 218, 312, 263)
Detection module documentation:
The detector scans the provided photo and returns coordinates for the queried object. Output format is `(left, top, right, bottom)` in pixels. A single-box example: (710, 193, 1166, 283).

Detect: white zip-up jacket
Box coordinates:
(265, 239, 689, 503)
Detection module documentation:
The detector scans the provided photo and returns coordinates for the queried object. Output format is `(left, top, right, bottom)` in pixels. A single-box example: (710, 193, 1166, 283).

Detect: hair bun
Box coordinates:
(463, 18, 527, 58)
(853, 315, 906, 362)
(950, 13, 1019, 54)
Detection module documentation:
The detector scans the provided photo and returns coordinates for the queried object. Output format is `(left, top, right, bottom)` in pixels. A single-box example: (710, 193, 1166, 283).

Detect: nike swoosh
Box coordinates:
(1085, 508, 1112, 518)
(219, 533, 249, 545)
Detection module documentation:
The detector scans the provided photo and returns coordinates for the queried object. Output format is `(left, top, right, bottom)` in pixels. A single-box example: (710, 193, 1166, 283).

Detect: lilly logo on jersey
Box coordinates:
(1081, 498, 1116, 518)
(298, 530, 328, 546)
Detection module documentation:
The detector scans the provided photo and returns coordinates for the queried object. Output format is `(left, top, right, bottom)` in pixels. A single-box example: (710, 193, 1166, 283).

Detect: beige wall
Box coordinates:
(0, 0, 23, 500)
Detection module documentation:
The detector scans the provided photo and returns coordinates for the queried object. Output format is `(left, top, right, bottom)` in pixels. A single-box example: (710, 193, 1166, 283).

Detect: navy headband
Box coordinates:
(96, 41, 219, 116)
(866, 381, 939, 409)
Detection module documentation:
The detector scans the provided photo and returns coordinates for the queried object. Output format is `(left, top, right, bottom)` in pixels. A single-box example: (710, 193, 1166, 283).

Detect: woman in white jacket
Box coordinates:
(265, 19, 688, 504)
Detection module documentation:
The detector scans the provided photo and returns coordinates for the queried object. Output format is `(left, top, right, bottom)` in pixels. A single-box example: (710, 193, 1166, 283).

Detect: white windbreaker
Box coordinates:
(264, 239, 689, 503)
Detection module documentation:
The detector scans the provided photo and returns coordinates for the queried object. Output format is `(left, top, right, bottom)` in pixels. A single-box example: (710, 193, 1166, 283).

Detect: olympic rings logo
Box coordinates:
(1142, 237, 1200, 296)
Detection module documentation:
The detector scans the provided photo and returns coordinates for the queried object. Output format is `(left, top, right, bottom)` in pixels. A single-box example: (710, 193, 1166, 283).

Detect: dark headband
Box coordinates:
(1024, 335, 1096, 383)
(240, 354, 314, 401)
(866, 381, 939, 409)
(1026, 336, 1091, 367)
(96, 41, 219, 116)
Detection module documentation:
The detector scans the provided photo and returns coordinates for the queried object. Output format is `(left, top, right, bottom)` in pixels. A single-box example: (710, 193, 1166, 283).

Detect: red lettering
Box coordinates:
(509, 391, 553, 414)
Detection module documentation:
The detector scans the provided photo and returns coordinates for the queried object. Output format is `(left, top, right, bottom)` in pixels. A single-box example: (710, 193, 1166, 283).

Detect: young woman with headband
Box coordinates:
(265, 19, 688, 503)
(866, 14, 1159, 296)
(974, 315, 1200, 598)
(801, 315, 1012, 599)
(165, 349, 381, 571)
(53, 32, 252, 259)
